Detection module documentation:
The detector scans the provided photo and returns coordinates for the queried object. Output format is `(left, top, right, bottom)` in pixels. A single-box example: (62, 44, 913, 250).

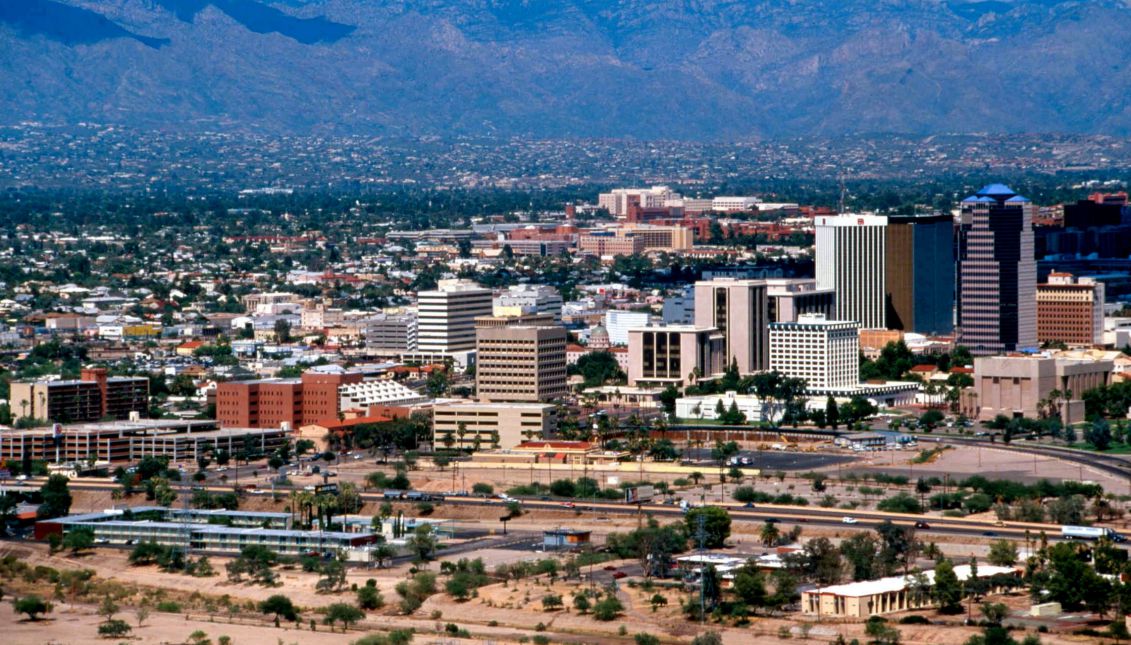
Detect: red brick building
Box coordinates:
(216, 372, 363, 428)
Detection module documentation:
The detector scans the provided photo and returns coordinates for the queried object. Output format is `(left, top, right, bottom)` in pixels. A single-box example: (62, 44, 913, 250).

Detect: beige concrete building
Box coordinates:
(693, 278, 770, 374)
(1037, 273, 1104, 347)
(432, 402, 558, 451)
(966, 355, 1113, 424)
(626, 325, 725, 388)
(476, 325, 568, 402)
(802, 564, 1017, 619)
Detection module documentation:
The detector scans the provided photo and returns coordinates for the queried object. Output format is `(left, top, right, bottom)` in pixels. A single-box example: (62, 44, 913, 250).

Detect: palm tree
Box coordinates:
(760, 522, 781, 547)
(456, 422, 469, 450)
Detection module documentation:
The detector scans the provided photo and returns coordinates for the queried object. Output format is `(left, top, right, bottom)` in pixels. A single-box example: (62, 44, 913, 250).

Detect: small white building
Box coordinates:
(675, 391, 777, 423)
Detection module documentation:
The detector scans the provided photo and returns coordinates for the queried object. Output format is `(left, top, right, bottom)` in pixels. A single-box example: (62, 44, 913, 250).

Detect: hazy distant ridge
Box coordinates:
(3, 0, 1131, 139)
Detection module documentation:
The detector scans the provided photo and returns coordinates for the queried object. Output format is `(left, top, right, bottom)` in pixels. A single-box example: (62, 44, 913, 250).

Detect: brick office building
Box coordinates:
(9, 367, 149, 423)
(1036, 273, 1104, 347)
(216, 371, 363, 428)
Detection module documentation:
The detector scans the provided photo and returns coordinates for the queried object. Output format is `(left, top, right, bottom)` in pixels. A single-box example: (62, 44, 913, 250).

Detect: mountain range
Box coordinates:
(3, 0, 1131, 139)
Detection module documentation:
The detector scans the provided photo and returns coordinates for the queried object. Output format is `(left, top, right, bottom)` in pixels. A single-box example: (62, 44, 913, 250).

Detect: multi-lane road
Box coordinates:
(52, 478, 1073, 545)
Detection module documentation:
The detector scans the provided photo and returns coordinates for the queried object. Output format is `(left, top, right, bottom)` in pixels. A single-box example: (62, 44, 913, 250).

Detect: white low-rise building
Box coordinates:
(338, 379, 428, 411)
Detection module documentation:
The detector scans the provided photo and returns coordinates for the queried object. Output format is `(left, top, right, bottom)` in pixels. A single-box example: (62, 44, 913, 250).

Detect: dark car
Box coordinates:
(742, 502, 756, 508)
(982, 531, 997, 537)
(914, 521, 931, 529)
(612, 571, 627, 579)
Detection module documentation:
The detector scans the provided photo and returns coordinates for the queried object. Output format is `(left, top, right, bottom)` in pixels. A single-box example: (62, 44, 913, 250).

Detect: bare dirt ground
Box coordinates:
(845, 443, 1128, 494)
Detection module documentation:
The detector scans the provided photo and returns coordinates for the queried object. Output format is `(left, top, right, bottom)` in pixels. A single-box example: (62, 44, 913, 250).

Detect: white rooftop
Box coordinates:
(814, 564, 1016, 598)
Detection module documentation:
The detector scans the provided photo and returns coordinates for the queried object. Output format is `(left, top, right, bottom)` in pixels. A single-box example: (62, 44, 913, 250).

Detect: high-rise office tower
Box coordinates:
(815, 214, 888, 329)
(885, 214, 955, 335)
(956, 184, 1037, 354)
(693, 278, 769, 373)
(416, 279, 494, 354)
(476, 325, 568, 402)
(769, 314, 860, 390)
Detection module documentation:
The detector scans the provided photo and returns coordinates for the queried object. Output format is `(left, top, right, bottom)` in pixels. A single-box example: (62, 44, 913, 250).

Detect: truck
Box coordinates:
(1062, 525, 1126, 542)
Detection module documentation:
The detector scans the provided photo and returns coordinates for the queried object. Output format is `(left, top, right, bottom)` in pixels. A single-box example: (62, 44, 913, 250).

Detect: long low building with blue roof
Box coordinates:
(35, 506, 380, 556)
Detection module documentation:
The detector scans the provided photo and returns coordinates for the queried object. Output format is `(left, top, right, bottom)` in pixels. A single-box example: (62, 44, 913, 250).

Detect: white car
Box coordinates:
(841, 516, 858, 525)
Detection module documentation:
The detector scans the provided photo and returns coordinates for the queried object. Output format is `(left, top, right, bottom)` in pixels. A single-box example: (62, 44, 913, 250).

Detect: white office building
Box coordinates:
(605, 309, 651, 346)
(815, 214, 888, 330)
(494, 284, 563, 323)
(598, 186, 680, 217)
(769, 314, 860, 390)
(416, 280, 493, 354)
(712, 196, 761, 212)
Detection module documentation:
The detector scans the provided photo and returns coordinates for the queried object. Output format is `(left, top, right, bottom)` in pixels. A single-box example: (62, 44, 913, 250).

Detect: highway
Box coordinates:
(55, 478, 1072, 545)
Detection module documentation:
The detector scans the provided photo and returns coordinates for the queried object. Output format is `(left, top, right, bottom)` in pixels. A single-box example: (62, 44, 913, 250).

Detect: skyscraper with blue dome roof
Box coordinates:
(956, 184, 1037, 354)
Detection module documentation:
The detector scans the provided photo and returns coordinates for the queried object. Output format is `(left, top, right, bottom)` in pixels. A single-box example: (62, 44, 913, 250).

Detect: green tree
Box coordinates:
(98, 619, 132, 638)
(13, 595, 52, 620)
(825, 396, 840, 429)
(987, 540, 1018, 567)
(322, 603, 364, 632)
(63, 527, 94, 554)
(592, 595, 624, 621)
(542, 594, 563, 611)
(259, 594, 298, 622)
(685, 506, 731, 549)
(37, 474, 72, 519)
(933, 559, 962, 613)
(864, 617, 902, 645)
(840, 533, 881, 582)
(357, 581, 384, 610)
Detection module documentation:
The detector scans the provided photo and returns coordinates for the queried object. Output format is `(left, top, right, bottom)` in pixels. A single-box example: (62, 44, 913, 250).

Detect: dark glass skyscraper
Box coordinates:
(885, 214, 955, 335)
(956, 184, 1037, 355)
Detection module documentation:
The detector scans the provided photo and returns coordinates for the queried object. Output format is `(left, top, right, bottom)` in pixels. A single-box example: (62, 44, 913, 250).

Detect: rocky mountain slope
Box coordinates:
(3, 0, 1130, 138)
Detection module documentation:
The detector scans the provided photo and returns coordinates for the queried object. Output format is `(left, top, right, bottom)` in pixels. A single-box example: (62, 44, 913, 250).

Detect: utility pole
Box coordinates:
(695, 513, 707, 626)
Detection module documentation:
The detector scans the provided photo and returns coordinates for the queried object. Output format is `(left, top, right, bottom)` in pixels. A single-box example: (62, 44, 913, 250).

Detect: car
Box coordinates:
(982, 531, 998, 537)
(603, 565, 617, 571)
(612, 571, 627, 579)
(993, 520, 1006, 527)
(842, 516, 858, 525)
(763, 518, 780, 524)
(561, 502, 576, 509)
(742, 502, 756, 508)
(914, 521, 931, 529)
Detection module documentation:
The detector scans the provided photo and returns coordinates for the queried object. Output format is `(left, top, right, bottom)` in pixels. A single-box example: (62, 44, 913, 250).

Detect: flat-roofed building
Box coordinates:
(365, 314, 418, 351)
(1037, 273, 1104, 346)
(627, 325, 725, 388)
(432, 402, 557, 451)
(476, 325, 568, 402)
(766, 279, 836, 323)
(0, 420, 286, 464)
(494, 285, 564, 324)
(416, 279, 493, 354)
(215, 371, 363, 428)
(694, 278, 770, 374)
(35, 507, 377, 556)
(966, 355, 1112, 425)
(815, 214, 889, 330)
(769, 314, 859, 390)
(9, 367, 148, 424)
